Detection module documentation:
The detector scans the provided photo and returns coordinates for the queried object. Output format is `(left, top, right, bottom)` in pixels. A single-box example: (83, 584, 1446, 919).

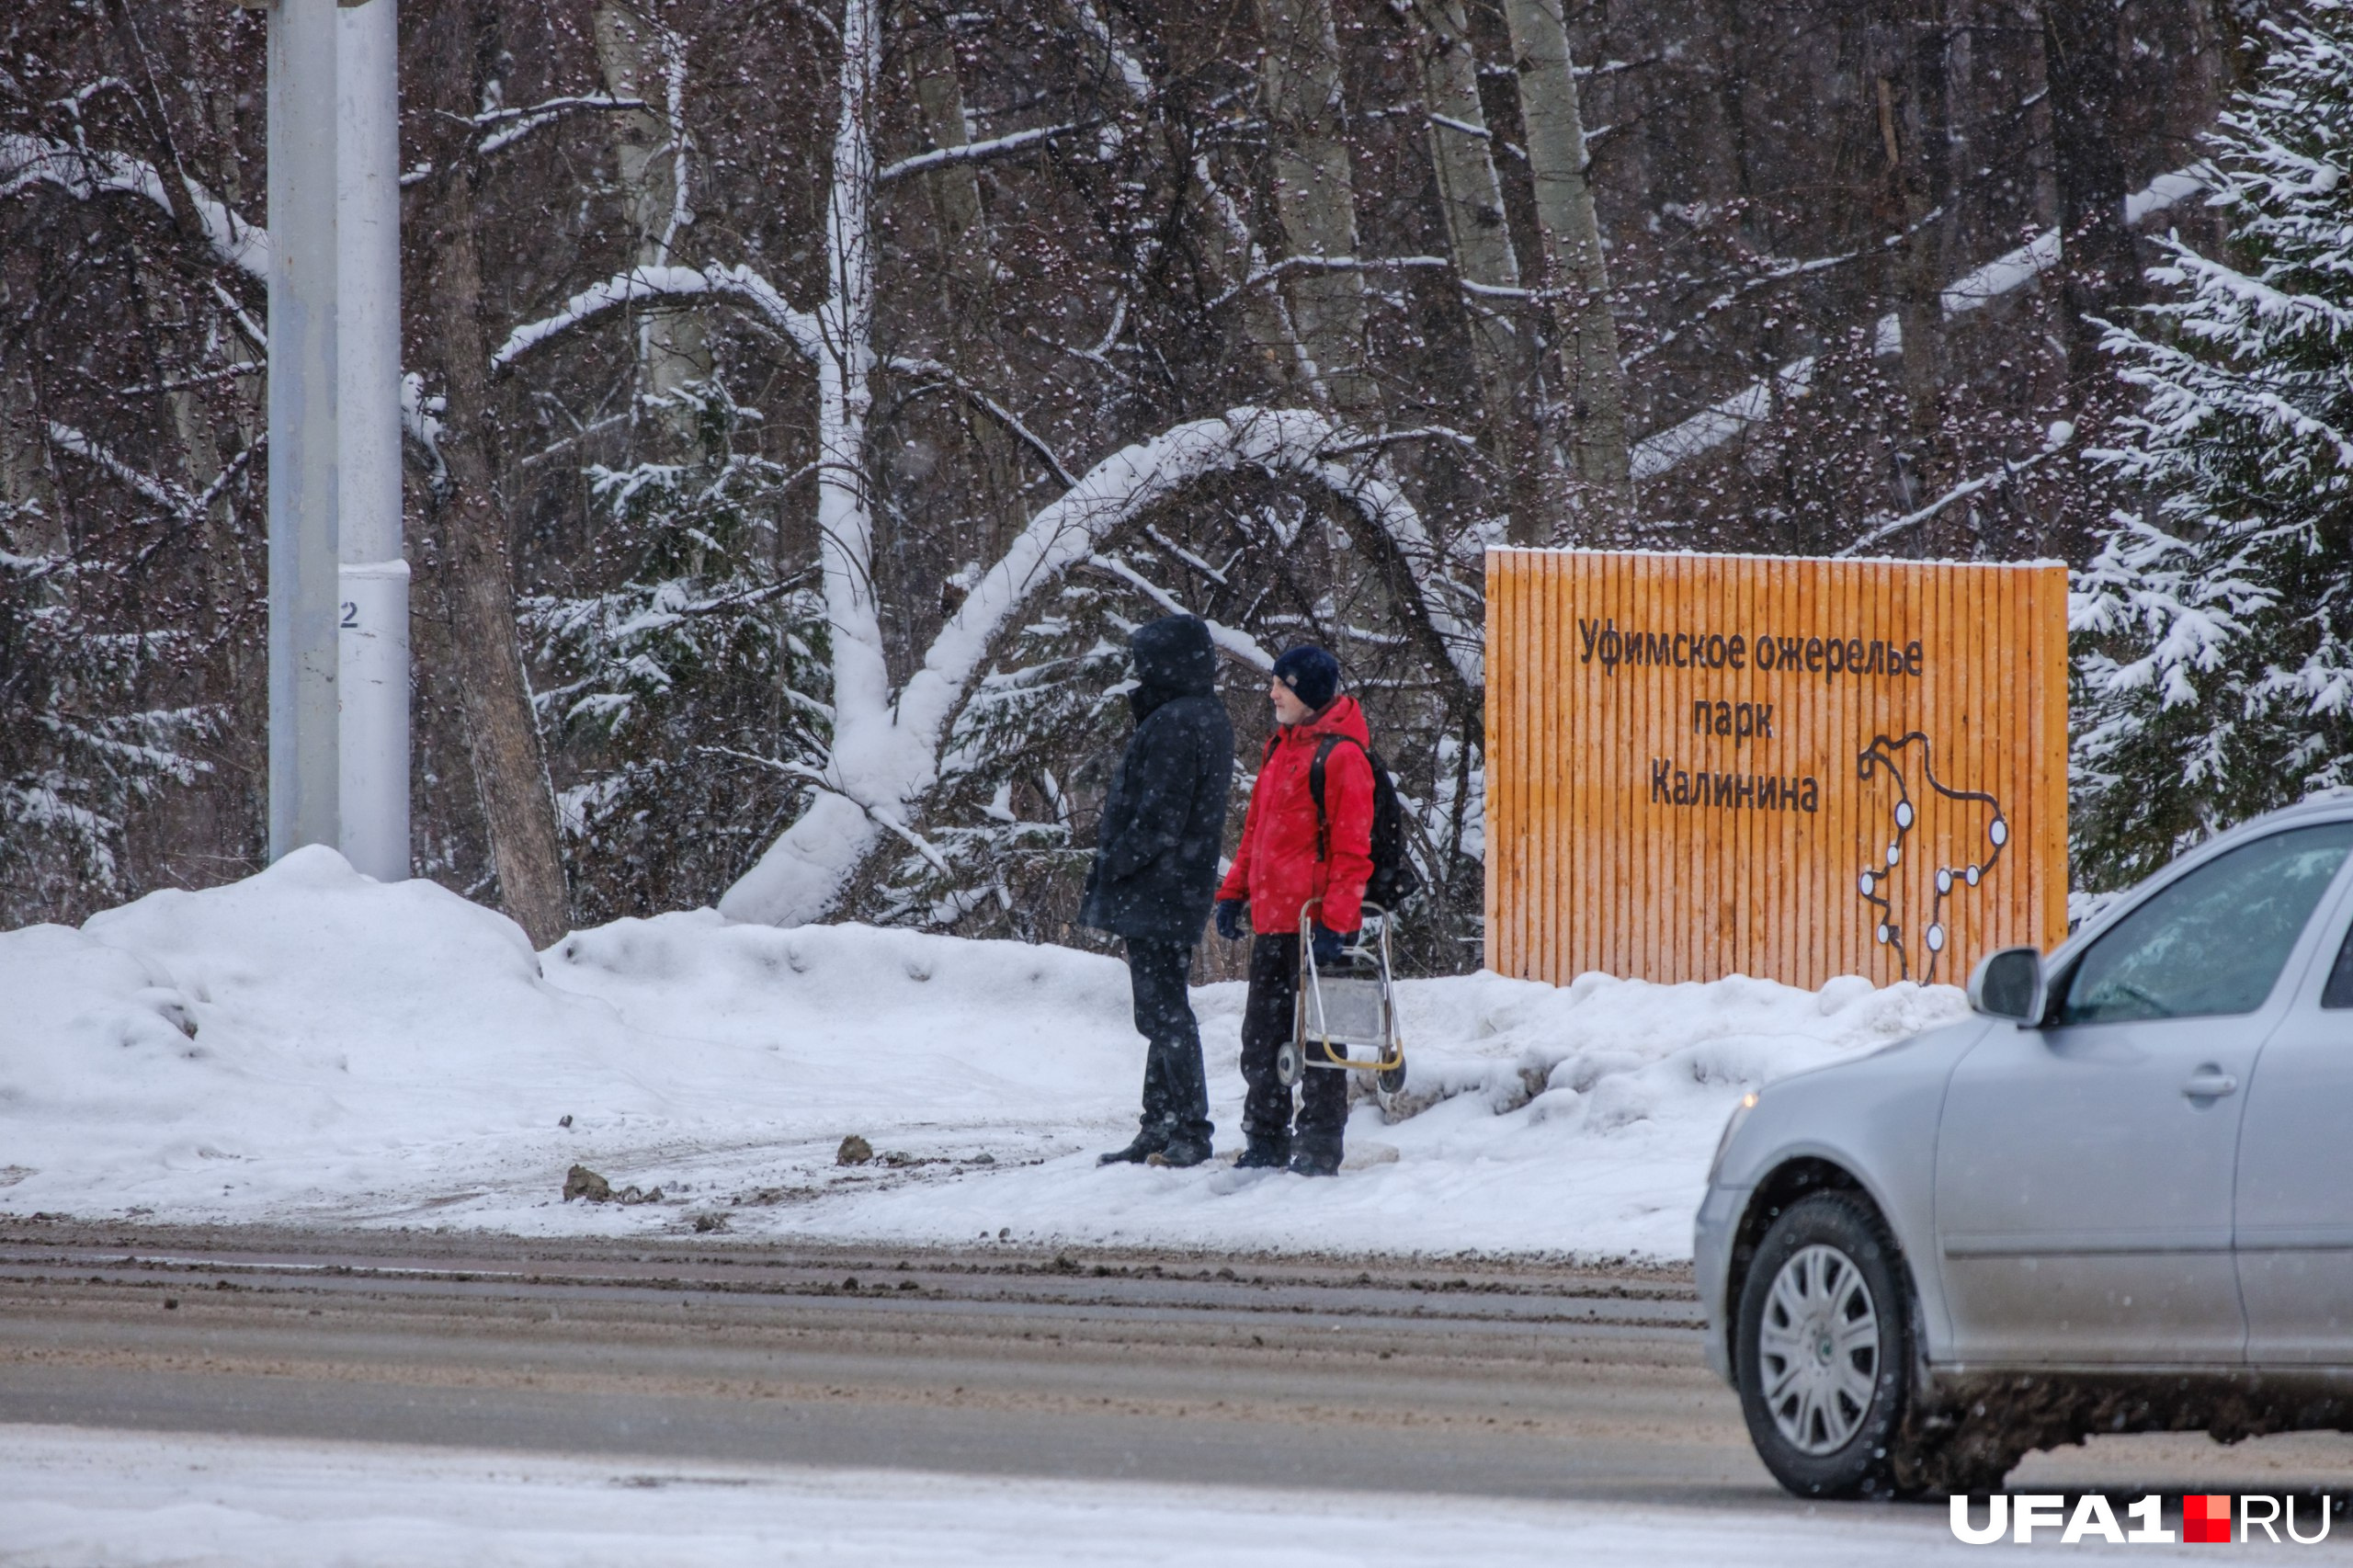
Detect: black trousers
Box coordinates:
(1126, 938, 1212, 1149)
(1239, 933, 1348, 1154)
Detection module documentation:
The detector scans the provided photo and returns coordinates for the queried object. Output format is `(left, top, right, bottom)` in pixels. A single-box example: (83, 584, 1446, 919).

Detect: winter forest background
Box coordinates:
(2, 0, 2342, 972)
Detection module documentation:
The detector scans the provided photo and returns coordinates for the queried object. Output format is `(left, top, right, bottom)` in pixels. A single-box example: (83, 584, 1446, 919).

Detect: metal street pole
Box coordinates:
(266, 0, 341, 860)
(336, 0, 409, 881)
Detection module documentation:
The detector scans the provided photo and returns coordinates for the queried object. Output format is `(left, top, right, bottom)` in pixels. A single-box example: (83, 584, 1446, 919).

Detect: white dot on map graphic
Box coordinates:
(1894, 801, 1914, 829)
(1936, 868, 1953, 894)
(1989, 819, 2007, 846)
(1859, 872, 1874, 894)
(1926, 924, 1945, 952)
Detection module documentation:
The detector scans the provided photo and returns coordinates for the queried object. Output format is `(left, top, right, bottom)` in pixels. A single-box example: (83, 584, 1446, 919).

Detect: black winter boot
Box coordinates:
(1287, 1143, 1341, 1177)
(1234, 1134, 1290, 1170)
(1146, 1136, 1212, 1168)
(1098, 1132, 1168, 1165)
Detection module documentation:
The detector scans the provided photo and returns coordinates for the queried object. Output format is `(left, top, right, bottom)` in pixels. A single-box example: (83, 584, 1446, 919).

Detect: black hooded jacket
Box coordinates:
(1079, 615, 1236, 944)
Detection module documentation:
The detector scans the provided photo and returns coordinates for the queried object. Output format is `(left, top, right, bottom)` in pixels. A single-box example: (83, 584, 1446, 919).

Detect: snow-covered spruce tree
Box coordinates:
(875, 579, 1131, 938)
(0, 508, 211, 915)
(2072, 4, 2353, 892)
(526, 384, 833, 924)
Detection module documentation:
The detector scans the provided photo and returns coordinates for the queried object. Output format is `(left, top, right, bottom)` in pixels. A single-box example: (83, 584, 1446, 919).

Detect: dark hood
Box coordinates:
(1128, 615, 1218, 713)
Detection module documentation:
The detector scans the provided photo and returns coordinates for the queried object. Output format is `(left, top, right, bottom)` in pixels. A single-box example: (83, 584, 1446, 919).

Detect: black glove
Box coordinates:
(1311, 922, 1349, 968)
(1214, 899, 1246, 941)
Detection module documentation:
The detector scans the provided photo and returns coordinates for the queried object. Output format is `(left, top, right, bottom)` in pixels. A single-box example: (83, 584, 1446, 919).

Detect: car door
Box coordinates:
(2236, 874, 2353, 1365)
(1936, 822, 2353, 1366)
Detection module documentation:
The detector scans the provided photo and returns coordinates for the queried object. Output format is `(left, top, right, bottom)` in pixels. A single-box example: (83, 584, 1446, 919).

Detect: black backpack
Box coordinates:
(1306, 734, 1423, 912)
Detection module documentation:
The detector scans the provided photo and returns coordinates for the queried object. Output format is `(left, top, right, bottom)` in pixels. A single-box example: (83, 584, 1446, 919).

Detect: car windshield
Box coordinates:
(2058, 822, 2353, 1025)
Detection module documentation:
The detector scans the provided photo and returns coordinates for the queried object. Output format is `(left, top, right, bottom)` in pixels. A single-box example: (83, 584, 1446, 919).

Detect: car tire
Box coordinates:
(1735, 1189, 1915, 1499)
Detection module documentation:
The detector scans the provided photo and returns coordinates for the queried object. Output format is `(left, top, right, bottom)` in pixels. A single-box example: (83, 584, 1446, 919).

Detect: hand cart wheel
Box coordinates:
(1275, 1039, 1303, 1087)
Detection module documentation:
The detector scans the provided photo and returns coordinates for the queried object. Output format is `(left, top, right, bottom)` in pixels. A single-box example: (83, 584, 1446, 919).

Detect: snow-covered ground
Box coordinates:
(0, 1425, 2040, 1567)
(0, 848, 1965, 1259)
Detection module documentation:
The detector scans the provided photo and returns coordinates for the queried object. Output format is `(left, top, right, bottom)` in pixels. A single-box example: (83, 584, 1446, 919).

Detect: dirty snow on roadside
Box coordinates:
(0, 1425, 2090, 1568)
(0, 848, 1966, 1258)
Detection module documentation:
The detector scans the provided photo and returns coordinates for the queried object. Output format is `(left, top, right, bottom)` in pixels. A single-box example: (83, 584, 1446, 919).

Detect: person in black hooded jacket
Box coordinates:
(1081, 615, 1235, 1167)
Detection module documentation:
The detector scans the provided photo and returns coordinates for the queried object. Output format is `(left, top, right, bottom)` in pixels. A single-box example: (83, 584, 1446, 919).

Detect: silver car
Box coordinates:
(1697, 793, 2353, 1497)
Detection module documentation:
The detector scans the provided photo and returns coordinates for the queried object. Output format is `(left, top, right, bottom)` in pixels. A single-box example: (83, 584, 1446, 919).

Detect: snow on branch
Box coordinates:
(475, 94, 647, 156)
(45, 422, 198, 519)
(896, 406, 1480, 766)
(877, 122, 1082, 184)
(0, 132, 267, 281)
(1632, 167, 2208, 479)
(1061, 0, 1154, 107)
(494, 263, 821, 368)
(1207, 254, 1451, 313)
(1630, 208, 1942, 368)
(1631, 358, 1817, 481)
(1084, 551, 1274, 669)
(1316, 425, 1486, 460)
(1839, 422, 2075, 556)
(1427, 112, 1493, 141)
(721, 406, 1481, 926)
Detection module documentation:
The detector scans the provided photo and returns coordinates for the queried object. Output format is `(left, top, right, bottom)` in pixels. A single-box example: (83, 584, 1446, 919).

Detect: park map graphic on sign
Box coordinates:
(1854, 733, 2009, 983)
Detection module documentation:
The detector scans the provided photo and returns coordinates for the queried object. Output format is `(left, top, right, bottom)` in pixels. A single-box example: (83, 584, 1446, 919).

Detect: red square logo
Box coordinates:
(2184, 1494, 2233, 1544)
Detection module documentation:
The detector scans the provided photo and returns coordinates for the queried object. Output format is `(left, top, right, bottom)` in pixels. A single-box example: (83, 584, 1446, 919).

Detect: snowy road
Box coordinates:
(0, 1223, 1744, 1504)
(4, 1222, 2347, 1566)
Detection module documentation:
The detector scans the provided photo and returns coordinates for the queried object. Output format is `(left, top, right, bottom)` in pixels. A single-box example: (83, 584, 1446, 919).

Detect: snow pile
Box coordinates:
(0, 849, 1966, 1257)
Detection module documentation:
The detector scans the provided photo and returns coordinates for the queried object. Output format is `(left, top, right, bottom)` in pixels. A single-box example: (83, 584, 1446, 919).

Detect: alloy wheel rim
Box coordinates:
(1756, 1242, 1880, 1455)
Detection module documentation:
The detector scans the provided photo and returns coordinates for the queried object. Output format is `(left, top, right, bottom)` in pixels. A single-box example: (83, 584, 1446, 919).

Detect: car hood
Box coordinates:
(1713, 1013, 1995, 1190)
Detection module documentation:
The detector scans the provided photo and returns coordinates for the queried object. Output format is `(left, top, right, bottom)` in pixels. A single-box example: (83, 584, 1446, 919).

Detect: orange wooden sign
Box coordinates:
(1483, 549, 2068, 990)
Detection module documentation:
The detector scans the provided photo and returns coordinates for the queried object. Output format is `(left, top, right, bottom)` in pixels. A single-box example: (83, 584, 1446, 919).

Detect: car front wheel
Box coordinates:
(1735, 1189, 1914, 1498)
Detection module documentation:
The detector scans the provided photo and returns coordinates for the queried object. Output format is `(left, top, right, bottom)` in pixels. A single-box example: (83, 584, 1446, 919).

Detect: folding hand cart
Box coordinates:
(1277, 901, 1407, 1096)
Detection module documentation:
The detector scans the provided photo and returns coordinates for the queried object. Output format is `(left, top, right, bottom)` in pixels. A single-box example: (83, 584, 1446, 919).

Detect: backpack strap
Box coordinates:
(1307, 733, 1364, 863)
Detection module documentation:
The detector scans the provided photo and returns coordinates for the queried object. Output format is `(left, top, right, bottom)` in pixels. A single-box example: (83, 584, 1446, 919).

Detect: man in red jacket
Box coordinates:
(1212, 644, 1373, 1176)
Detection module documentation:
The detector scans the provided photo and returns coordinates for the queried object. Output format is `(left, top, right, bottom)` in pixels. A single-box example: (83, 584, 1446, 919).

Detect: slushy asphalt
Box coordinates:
(1, 1221, 2346, 1506)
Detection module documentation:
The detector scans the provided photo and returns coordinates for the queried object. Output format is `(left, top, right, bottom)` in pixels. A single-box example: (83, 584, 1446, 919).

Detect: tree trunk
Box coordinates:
(904, 28, 1027, 556)
(1500, 0, 1631, 535)
(1875, 4, 1956, 526)
(415, 4, 571, 947)
(1253, 0, 1381, 425)
(2041, 0, 2138, 393)
(1408, 0, 1564, 545)
(1048, 0, 1305, 400)
(909, 33, 993, 304)
(593, 1, 710, 441)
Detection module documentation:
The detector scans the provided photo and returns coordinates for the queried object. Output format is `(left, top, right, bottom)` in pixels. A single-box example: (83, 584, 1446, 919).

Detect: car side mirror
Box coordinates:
(1969, 945, 2045, 1024)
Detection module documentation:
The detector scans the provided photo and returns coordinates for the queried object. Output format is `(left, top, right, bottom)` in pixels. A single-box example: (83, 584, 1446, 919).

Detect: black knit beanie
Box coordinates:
(1271, 644, 1340, 711)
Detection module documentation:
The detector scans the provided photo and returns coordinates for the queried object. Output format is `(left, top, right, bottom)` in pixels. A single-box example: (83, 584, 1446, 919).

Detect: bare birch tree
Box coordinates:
(1407, 0, 1563, 544)
(1501, 0, 1631, 534)
(1252, 0, 1382, 423)
(593, 1, 710, 440)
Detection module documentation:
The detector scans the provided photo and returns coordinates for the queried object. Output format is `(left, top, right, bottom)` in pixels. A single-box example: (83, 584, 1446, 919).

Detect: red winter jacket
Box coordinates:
(1217, 695, 1376, 935)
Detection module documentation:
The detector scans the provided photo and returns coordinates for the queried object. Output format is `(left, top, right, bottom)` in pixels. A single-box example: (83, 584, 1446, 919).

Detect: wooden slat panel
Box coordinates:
(1483, 550, 1500, 973)
(1483, 547, 2069, 989)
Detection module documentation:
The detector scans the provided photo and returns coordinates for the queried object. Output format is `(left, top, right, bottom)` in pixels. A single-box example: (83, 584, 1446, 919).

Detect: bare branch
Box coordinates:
(0, 133, 267, 281)
(877, 122, 1083, 184)
(476, 94, 650, 156)
(885, 356, 1076, 490)
(495, 262, 821, 368)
